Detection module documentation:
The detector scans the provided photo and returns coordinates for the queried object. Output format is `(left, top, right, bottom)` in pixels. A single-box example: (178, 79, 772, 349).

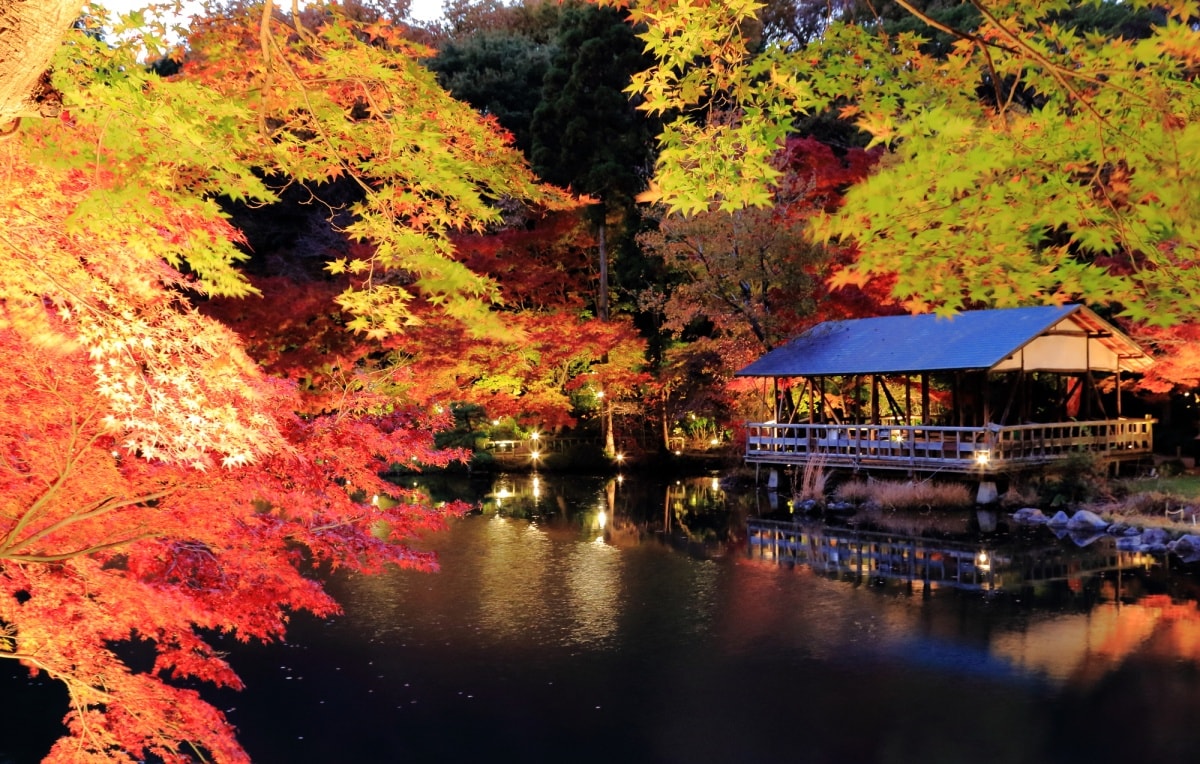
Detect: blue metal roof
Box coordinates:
(736, 305, 1134, 377)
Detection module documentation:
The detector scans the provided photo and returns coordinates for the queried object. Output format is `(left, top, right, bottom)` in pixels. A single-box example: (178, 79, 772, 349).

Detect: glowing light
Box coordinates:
(975, 449, 991, 466)
(595, 390, 605, 399)
(711, 477, 720, 491)
(598, 510, 607, 529)
(530, 431, 541, 441)
(497, 487, 511, 499)
(709, 438, 719, 446)
(674, 450, 682, 456)
(976, 550, 991, 572)
(371, 494, 379, 506)
(615, 452, 625, 463)
(531, 450, 541, 461)
(492, 419, 500, 426)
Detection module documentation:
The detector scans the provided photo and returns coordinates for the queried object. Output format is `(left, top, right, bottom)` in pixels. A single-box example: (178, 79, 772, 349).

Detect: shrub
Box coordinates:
(1037, 451, 1107, 507)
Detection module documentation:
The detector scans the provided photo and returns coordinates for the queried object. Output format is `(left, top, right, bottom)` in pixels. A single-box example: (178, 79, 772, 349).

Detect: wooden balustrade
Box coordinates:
(744, 418, 1154, 473)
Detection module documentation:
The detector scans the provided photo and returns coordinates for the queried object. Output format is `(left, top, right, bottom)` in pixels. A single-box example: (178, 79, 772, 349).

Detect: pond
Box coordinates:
(6, 473, 1200, 763)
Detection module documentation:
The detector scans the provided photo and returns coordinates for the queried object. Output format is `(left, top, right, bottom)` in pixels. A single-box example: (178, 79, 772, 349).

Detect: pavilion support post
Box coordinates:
(818, 377, 835, 423)
(921, 373, 930, 425)
(905, 376, 912, 426)
(871, 375, 880, 424)
(1116, 359, 1123, 417)
(1084, 340, 1093, 419)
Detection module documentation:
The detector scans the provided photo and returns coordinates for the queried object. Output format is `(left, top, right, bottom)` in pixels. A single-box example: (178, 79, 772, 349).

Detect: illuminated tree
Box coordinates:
(0, 1, 571, 759)
(610, 0, 1200, 325)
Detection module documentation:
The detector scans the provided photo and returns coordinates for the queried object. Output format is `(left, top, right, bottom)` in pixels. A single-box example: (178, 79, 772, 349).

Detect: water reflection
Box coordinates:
(747, 518, 1159, 594)
(208, 473, 1200, 764)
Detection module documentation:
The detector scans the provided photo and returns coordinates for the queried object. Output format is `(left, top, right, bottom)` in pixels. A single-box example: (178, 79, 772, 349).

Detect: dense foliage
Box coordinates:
(612, 0, 1200, 325)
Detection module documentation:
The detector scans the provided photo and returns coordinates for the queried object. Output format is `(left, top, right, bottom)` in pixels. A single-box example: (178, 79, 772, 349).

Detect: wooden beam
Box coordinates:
(871, 375, 880, 423)
(905, 375, 912, 425)
(921, 373, 930, 425)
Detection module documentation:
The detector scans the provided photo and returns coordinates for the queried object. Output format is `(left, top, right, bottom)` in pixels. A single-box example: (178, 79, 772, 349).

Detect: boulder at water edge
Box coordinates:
(1169, 534, 1200, 563)
(1011, 508, 1049, 526)
(1143, 527, 1172, 546)
(1046, 511, 1071, 528)
(1066, 510, 1110, 532)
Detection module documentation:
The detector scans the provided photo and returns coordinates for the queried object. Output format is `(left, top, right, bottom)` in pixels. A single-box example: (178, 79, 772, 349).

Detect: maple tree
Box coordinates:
(606, 0, 1200, 326)
(637, 136, 889, 447)
(0, 1, 576, 760)
(639, 137, 880, 358)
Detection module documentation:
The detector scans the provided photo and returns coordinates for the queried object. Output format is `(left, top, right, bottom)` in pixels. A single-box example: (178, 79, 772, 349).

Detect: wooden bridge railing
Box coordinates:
(744, 418, 1154, 473)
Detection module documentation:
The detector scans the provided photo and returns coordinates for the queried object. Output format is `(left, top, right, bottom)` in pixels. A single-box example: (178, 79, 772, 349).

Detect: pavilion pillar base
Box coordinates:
(976, 481, 998, 505)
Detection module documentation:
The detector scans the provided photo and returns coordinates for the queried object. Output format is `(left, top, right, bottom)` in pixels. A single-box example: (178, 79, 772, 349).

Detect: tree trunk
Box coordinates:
(659, 399, 670, 453)
(0, 0, 76, 128)
(603, 399, 615, 456)
(596, 216, 609, 322)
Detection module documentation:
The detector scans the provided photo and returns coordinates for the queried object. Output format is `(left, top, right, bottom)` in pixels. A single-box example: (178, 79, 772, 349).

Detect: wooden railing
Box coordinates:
(744, 418, 1154, 473)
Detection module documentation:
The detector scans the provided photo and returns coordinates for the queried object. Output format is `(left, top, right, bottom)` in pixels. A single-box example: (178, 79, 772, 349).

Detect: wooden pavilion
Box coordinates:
(737, 305, 1155, 475)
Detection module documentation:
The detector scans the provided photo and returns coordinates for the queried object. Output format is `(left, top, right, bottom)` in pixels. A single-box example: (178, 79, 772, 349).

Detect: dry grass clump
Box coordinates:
(791, 455, 828, 503)
(833, 480, 874, 503)
(1090, 491, 1200, 532)
(998, 484, 1040, 509)
(834, 479, 971, 510)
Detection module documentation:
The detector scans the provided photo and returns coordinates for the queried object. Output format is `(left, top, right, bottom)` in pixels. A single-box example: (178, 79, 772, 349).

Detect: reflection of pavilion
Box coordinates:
(747, 518, 1154, 592)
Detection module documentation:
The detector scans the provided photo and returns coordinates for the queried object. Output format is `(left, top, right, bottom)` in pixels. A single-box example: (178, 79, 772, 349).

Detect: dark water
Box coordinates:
(7, 473, 1200, 763)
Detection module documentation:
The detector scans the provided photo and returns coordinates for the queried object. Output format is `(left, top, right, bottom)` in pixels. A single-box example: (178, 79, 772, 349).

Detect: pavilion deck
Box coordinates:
(744, 418, 1154, 474)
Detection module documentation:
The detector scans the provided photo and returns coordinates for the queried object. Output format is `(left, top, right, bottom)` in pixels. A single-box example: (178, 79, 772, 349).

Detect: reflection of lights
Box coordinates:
(975, 450, 991, 466)
(616, 474, 624, 483)
(598, 510, 607, 530)
(531, 450, 541, 461)
(532, 477, 541, 499)
(674, 450, 682, 456)
(977, 550, 991, 572)
(711, 477, 720, 491)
